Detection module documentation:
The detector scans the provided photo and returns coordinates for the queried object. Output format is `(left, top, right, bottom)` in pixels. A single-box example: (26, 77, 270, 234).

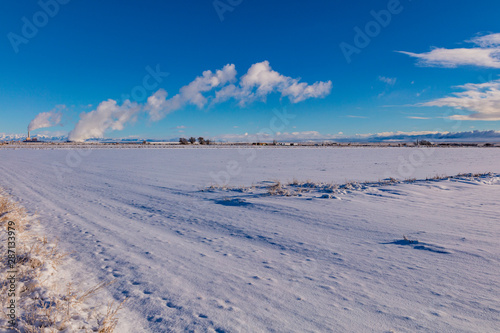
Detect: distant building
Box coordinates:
(24, 130, 39, 142)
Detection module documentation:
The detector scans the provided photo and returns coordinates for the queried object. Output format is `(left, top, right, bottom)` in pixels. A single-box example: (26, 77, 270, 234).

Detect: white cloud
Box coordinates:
(398, 48, 500, 68)
(422, 79, 500, 121)
(469, 33, 500, 47)
(179, 64, 237, 108)
(378, 76, 396, 85)
(407, 116, 430, 120)
(281, 80, 333, 103)
(211, 129, 500, 143)
(214, 61, 332, 105)
(214, 130, 340, 142)
(398, 33, 500, 68)
(146, 64, 237, 121)
(373, 130, 445, 137)
(241, 61, 288, 96)
(148, 61, 331, 119)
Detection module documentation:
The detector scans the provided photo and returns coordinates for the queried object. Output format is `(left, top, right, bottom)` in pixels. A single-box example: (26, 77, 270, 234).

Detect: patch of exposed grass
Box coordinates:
(0, 190, 125, 332)
(267, 181, 293, 196)
(203, 172, 497, 198)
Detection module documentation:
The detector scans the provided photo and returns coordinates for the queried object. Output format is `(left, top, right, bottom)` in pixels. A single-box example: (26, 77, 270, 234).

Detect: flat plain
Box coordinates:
(0, 147, 499, 332)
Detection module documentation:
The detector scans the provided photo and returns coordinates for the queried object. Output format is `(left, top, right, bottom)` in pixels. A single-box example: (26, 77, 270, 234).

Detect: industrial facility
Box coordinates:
(24, 130, 39, 142)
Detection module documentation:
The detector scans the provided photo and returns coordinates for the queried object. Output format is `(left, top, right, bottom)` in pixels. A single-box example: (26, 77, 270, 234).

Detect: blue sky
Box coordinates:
(1, 0, 500, 141)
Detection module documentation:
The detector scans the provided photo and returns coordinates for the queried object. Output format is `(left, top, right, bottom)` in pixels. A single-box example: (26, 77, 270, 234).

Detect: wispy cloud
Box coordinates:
(370, 130, 444, 138)
(422, 79, 500, 121)
(469, 33, 500, 47)
(212, 130, 500, 143)
(213, 130, 343, 142)
(398, 33, 500, 68)
(407, 116, 430, 120)
(378, 76, 397, 85)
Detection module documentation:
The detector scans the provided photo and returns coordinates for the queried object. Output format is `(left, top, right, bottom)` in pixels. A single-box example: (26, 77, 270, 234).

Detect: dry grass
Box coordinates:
(455, 172, 492, 178)
(427, 174, 448, 181)
(267, 181, 292, 196)
(324, 183, 339, 193)
(97, 299, 127, 333)
(204, 172, 497, 198)
(269, 180, 346, 196)
(204, 184, 254, 193)
(204, 184, 230, 191)
(0, 191, 125, 332)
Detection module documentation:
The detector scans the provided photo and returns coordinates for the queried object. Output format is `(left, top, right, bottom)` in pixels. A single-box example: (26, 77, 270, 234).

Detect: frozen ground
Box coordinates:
(0, 147, 499, 332)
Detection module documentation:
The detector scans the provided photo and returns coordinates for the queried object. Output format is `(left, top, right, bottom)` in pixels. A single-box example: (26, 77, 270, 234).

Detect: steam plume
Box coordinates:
(68, 61, 332, 142)
(68, 100, 140, 142)
(28, 108, 63, 132)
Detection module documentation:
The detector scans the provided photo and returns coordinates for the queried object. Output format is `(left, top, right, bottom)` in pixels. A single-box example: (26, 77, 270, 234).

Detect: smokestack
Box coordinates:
(28, 130, 30, 139)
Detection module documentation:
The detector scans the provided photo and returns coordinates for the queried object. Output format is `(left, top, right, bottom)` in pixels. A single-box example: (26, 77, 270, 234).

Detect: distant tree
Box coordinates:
(272, 139, 277, 145)
(179, 137, 188, 144)
(419, 140, 432, 146)
(189, 137, 197, 144)
(198, 137, 205, 145)
(205, 139, 211, 145)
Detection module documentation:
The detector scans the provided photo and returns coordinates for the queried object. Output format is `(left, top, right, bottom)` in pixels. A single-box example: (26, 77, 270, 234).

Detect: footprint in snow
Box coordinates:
(166, 302, 182, 310)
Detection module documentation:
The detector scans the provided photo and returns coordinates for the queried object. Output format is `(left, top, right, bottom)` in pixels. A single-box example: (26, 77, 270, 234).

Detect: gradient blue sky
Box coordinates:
(1, 0, 500, 140)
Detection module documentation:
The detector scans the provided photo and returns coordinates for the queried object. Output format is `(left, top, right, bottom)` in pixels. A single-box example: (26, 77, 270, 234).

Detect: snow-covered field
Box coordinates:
(0, 147, 499, 332)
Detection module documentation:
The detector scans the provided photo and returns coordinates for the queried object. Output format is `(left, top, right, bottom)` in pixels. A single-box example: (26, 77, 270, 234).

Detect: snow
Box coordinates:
(0, 147, 499, 332)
